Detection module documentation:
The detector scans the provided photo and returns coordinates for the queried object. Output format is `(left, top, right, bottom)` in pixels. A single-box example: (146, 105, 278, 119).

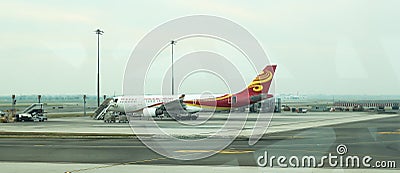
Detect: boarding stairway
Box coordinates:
(23, 103, 44, 113)
(93, 98, 113, 120)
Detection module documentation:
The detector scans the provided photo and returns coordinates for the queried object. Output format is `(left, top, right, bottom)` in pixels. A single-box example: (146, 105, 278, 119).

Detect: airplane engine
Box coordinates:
(143, 108, 157, 117)
(142, 108, 163, 117)
(185, 106, 202, 113)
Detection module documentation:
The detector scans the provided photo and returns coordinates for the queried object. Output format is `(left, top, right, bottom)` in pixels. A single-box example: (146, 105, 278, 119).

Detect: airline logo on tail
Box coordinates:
(248, 70, 273, 92)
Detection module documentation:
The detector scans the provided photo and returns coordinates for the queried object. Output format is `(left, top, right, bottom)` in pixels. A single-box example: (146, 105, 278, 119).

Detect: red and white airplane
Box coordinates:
(108, 65, 277, 120)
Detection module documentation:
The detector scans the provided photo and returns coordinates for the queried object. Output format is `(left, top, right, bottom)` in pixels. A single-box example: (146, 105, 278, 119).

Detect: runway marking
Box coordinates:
(377, 131, 400, 135)
(175, 150, 214, 153)
(219, 150, 254, 154)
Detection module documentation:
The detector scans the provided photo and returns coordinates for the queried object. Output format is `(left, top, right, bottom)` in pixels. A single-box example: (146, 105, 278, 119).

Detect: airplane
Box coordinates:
(107, 64, 277, 120)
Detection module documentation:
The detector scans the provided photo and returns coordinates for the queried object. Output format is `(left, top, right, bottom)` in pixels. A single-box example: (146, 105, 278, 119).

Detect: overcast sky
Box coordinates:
(1, 0, 400, 96)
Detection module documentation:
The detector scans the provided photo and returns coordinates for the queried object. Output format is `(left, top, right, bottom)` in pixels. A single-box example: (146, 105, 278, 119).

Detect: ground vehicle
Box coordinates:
(33, 113, 48, 122)
(104, 114, 129, 123)
(16, 113, 48, 122)
(298, 108, 308, 113)
(15, 108, 47, 122)
(0, 114, 8, 123)
(16, 113, 34, 122)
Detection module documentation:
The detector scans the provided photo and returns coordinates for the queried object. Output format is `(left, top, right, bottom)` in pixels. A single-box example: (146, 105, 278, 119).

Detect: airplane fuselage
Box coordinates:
(107, 65, 277, 117)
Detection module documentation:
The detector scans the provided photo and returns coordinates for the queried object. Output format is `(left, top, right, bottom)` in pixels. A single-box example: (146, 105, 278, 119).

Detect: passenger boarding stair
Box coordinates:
(23, 103, 44, 113)
(93, 98, 113, 120)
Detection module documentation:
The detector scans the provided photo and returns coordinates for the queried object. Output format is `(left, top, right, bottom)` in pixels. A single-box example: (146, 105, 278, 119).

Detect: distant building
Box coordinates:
(334, 100, 400, 110)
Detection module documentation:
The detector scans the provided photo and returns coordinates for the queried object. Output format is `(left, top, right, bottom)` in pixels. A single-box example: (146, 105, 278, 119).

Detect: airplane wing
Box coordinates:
(136, 94, 199, 120)
(156, 94, 188, 116)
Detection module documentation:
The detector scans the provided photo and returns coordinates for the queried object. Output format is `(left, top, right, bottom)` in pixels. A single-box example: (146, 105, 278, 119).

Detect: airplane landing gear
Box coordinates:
(168, 113, 198, 121)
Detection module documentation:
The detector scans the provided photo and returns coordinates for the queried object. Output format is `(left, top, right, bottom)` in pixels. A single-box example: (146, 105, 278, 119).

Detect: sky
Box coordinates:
(1, 0, 400, 96)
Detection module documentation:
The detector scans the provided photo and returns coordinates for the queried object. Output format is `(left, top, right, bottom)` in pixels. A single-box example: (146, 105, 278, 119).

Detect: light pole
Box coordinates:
(83, 95, 86, 117)
(95, 29, 104, 107)
(38, 95, 42, 109)
(11, 95, 15, 117)
(170, 40, 176, 95)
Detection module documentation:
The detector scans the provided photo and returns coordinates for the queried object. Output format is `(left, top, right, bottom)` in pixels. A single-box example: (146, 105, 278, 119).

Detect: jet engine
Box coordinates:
(142, 107, 163, 117)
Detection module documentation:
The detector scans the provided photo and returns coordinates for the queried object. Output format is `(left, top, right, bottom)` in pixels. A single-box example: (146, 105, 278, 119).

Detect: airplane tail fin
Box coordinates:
(188, 65, 276, 109)
(234, 65, 276, 104)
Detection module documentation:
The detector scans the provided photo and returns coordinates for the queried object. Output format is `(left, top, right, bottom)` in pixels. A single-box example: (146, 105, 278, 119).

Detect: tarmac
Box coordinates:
(0, 162, 398, 173)
(0, 112, 398, 138)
